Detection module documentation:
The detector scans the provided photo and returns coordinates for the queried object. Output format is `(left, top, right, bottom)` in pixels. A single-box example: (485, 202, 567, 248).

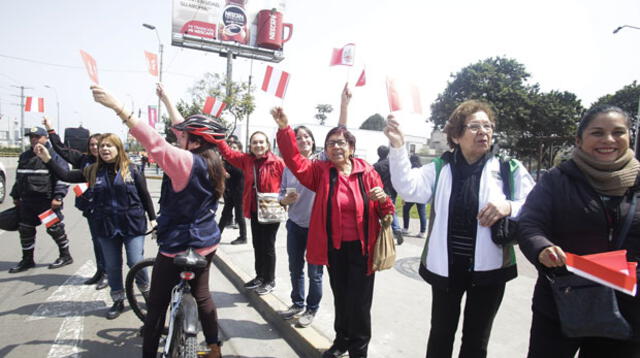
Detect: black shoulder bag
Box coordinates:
(547, 192, 637, 340)
(490, 159, 517, 245)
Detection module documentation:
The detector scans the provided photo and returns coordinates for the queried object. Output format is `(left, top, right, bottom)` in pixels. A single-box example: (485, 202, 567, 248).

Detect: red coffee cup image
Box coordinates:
(256, 9, 293, 50)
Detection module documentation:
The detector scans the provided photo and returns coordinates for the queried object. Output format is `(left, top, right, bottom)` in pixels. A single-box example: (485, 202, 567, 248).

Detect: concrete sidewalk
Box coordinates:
(214, 212, 538, 357)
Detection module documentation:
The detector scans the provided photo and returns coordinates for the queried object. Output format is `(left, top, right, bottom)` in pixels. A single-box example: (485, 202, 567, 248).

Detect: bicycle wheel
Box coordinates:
(169, 309, 198, 358)
(125, 257, 155, 322)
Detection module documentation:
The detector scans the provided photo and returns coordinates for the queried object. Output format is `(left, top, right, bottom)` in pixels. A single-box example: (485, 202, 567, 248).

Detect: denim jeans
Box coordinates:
(98, 234, 148, 301)
(88, 219, 105, 273)
(402, 202, 427, 233)
(286, 219, 323, 311)
(390, 193, 401, 232)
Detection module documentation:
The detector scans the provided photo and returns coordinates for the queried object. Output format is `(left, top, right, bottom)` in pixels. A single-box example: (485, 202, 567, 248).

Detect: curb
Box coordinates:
(213, 249, 332, 358)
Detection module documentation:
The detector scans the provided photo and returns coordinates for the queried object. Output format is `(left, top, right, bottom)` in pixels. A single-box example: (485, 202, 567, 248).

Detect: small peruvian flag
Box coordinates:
(261, 65, 290, 99)
(330, 43, 355, 66)
(38, 209, 60, 228)
(566, 250, 638, 296)
(144, 51, 159, 77)
(386, 77, 423, 114)
(73, 183, 89, 197)
(203, 96, 226, 118)
(25, 97, 45, 113)
(355, 69, 366, 87)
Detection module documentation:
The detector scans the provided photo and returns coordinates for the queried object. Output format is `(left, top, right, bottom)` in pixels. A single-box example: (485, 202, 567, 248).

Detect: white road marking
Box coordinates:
(25, 261, 109, 358)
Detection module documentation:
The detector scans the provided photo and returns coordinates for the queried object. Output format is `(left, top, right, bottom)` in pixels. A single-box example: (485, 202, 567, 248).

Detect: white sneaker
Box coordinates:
(414, 232, 426, 239)
(401, 228, 410, 235)
(296, 309, 317, 328)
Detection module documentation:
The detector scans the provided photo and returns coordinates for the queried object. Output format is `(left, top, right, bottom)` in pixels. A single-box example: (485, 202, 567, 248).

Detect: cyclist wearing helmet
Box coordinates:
(90, 83, 225, 358)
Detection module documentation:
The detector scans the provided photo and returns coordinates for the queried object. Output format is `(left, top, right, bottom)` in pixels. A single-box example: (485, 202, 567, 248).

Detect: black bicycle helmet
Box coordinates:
(172, 114, 227, 144)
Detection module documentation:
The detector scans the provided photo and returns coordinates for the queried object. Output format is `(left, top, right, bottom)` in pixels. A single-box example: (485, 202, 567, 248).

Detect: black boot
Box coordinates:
(106, 299, 125, 320)
(96, 274, 109, 290)
(9, 249, 35, 274)
(84, 270, 103, 285)
(49, 247, 73, 269)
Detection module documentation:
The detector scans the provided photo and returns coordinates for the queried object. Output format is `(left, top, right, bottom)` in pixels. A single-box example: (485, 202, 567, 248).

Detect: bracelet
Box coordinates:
(122, 110, 133, 124)
(115, 104, 125, 117)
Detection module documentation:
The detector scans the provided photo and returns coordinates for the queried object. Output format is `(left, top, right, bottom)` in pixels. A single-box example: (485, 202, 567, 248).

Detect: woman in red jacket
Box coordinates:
(215, 131, 285, 295)
(272, 107, 394, 358)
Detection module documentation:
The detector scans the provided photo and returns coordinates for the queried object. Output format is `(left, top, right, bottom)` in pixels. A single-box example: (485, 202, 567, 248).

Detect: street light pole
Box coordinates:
(613, 24, 640, 157)
(44, 85, 60, 133)
(143, 23, 163, 132)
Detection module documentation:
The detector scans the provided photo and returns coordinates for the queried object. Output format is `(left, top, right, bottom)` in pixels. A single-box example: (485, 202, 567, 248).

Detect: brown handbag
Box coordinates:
(372, 214, 396, 271)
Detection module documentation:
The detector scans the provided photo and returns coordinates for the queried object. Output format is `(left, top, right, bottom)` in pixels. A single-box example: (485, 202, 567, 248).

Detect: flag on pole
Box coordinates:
(144, 51, 159, 77)
(79, 50, 99, 84)
(355, 69, 366, 87)
(261, 65, 290, 99)
(73, 183, 89, 197)
(330, 43, 356, 66)
(148, 105, 158, 128)
(38, 209, 60, 228)
(25, 97, 45, 112)
(202, 97, 226, 118)
(566, 250, 638, 296)
(386, 77, 423, 114)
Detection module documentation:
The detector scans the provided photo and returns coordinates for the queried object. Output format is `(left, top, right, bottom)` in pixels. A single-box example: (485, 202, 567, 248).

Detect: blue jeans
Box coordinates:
(390, 194, 401, 232)
(98, 234, 148, 301)
(286, 220, 323, 311)
(403, 202, 427, 233)
(88, 219, 105, 273)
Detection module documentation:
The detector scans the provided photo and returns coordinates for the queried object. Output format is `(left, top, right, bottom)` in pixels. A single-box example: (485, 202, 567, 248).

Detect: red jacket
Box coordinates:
(216, 140, 285, 218)
(277, 126, 394, 274)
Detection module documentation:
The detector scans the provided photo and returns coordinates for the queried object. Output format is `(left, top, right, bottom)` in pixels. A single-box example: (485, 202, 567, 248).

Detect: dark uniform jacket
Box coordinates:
(10, 142, 68, 203)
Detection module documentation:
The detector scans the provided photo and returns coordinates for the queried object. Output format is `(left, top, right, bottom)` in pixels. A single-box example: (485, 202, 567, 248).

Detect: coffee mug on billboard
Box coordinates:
(256, 9, 293, 50)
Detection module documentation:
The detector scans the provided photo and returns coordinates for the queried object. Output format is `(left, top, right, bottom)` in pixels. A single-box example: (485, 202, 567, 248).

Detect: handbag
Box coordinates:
(548, 273, 632, 339)
(372, 214, 396, 271)
(548, 191, 637, 339)
(253, 166, 286, 224)
(0, 206, 19, 231)
(491, 158, 517, 245)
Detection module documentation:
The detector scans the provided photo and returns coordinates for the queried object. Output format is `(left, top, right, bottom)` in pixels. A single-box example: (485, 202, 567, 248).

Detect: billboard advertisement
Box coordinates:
(172, 0, 291, 62)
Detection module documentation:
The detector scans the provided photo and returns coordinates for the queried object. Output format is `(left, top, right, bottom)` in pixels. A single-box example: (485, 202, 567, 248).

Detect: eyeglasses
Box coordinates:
(326, 140, 348, 148)
(463, 123, 495, 133)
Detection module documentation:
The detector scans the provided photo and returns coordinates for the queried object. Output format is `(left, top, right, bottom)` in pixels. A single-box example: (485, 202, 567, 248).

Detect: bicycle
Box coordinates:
(125, 247, 208, 358)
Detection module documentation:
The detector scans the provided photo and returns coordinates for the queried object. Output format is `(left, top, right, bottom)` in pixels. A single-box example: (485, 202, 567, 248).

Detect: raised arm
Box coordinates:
(156, 83, 185, 126)
(338, 82, 352, 127)
(33, 143, 86, 183)
(43, 117, 85, 168)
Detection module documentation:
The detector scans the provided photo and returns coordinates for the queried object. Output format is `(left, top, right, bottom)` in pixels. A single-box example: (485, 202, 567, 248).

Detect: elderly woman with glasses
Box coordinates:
(384, 100, 535, 358)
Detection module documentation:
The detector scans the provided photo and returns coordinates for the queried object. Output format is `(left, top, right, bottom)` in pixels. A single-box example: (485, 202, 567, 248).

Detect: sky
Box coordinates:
(1, 0, 639, 144)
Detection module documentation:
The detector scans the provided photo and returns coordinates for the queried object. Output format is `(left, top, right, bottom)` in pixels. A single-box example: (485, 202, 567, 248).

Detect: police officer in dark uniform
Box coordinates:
(9, 126, 72, 273)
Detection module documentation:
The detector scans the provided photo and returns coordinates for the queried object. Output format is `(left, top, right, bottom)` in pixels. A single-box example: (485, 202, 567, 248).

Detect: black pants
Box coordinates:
(219, 190, 246, 239)
(250, 214, 279, 283)
(327, 241, 375, 358)
(142, 251, 218, 358)
(527, 309, 640, 358)
(426, 283, 505, 358)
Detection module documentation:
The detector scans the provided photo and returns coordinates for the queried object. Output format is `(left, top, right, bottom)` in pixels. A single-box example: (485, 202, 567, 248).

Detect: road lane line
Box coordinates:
(47, 315, 84, 358)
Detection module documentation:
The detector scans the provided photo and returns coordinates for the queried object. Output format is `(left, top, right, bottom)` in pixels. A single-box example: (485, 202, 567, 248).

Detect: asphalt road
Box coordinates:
(0, 159, 299, 358)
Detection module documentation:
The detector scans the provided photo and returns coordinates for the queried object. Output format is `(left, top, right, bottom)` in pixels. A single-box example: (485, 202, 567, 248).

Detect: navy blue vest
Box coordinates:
(90, 164, 147, 238)
(157, 154, 220, 253)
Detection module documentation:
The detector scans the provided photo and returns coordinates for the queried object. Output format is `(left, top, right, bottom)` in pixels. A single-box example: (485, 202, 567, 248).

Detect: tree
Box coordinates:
(359, 113, 385, 131)
(429, 57, 582, 161)
(315, 104, 333, 125)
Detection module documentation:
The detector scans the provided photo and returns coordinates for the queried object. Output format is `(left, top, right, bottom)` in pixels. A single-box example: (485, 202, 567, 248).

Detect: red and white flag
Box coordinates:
(566, 250, 638, 296)
(203, 96, 226, 118)
(38, 209, 60, 228)
(148, 105, 158, 128)
(261, 65, 290, 99)
(355, 69, 366, 87)
(144, 51, 159, 77)
(330, 43, 355, 66)
(25, 97, 45, 112)
(80, 50, 99, 84)
(386, 77, 423, 114)
(73, 183, 89, 197)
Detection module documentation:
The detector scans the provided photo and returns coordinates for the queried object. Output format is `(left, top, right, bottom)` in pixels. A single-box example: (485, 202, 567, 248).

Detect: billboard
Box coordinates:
(172, 0, 291, 63)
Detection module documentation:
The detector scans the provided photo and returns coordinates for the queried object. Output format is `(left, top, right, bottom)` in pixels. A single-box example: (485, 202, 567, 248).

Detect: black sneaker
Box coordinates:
(243, 277, 263, 290)
(322, 345, 347, 358)
(255, 281, 275, 295)
(278, 305, 304, 320)
(230, 237, 247, 245)
(106, 300, 124, 320)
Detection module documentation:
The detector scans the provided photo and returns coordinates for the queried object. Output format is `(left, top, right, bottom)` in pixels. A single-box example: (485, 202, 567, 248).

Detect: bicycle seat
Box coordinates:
(173, 248, 207, 270)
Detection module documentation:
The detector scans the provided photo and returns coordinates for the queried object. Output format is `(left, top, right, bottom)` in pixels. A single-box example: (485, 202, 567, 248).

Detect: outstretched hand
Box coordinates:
(341, 82, 352, 107)
(156, 83, 167, 101)
(270, 107, 288, 129)
(91, 85, 123, 113)
(42, 116, 53, 131)
(34, 143, 51, 163)
(383, 115, 405, 148)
